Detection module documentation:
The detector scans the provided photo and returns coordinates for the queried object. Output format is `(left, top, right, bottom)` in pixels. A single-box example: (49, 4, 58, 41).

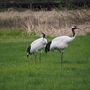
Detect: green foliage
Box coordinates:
(0, 30, 90, 90)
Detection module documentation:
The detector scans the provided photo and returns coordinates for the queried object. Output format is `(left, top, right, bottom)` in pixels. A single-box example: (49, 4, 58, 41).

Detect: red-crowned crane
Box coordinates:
(45, 26, 79, 65)
(27, 33, 47, 62)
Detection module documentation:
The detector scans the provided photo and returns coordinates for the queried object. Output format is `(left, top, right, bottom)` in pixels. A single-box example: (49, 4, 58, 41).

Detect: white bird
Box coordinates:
(45, 26, 79, 64)
(27, 33, 47, 62)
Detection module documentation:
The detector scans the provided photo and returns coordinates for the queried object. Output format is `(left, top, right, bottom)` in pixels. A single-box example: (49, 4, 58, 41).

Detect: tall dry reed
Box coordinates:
(0, 9, 90, 36)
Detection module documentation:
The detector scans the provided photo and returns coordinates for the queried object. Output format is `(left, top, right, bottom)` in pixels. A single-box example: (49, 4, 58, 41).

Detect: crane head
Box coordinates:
(27, 46, 31, 57)
(72, 26, 81, 31)
(72, 26, 77, 29)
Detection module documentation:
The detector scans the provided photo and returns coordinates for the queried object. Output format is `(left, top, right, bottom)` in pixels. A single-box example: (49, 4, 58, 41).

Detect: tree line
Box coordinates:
(0, 0, 90, 10)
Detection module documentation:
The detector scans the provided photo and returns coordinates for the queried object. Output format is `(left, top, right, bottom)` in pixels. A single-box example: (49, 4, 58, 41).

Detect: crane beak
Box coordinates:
(77, 28, 81, 30)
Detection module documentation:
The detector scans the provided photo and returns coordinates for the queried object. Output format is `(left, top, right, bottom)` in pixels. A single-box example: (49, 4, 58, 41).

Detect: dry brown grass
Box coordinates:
(0, 9, 90, 36)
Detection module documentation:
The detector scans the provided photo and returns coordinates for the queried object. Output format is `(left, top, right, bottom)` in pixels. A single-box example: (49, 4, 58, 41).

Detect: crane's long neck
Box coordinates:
(69, 28, 76, 42)
(42, 33, 45, 40)
(72, 28, 75, 37)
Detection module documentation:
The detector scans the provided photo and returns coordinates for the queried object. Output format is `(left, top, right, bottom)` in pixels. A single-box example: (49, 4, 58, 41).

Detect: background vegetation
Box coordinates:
(0, 9, 90, 36)
(0, 0, 90, 10)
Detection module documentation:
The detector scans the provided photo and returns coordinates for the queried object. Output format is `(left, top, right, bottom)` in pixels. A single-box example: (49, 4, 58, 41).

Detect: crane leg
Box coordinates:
(39, 52, 41, 63)
(61, 51, 63, 65)
(34, 53, 37, 64)
(59, 49, 64, 63)
(60, 50, 64, 72)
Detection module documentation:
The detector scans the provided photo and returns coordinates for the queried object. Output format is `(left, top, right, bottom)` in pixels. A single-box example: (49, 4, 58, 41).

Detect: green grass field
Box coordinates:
(0, 30, 90, 90)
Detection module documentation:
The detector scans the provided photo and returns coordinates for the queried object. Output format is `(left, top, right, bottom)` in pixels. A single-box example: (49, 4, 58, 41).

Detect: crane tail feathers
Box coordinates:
(45, 41, 52, 53)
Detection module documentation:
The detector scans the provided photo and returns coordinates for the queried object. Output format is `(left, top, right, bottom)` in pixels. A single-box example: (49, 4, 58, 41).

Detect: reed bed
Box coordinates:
(0, 9, 90, 36)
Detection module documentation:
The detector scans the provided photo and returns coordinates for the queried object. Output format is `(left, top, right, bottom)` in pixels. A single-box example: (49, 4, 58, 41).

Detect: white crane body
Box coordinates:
(30, 37, 47, 53)
(50, 36, 75, 50)
(27, 32, 47, 62)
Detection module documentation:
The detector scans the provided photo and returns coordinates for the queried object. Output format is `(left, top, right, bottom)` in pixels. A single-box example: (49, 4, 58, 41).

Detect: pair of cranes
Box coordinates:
(27, 26, 79, 64)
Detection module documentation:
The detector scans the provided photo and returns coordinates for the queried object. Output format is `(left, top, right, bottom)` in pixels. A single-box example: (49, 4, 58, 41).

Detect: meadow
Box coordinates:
(0, 29, 90, 90)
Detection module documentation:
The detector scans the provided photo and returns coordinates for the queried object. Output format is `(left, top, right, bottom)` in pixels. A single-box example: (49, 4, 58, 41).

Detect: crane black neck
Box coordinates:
(72, 28, 75, 37)
(42, 33, 45, 39)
